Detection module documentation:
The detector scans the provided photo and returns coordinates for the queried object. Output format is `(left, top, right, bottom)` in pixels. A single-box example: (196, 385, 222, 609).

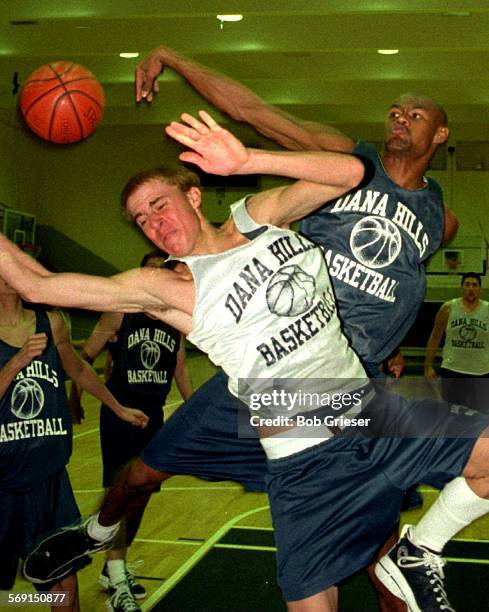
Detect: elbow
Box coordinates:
(18, 284, 44, 304)
(346, 154, 375, 192)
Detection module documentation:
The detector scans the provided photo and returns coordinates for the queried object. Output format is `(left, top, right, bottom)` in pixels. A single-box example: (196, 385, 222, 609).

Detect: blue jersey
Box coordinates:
(0, 311, 72, 493)
(106, 313, 181, 414)
(300, 141, 444, 364)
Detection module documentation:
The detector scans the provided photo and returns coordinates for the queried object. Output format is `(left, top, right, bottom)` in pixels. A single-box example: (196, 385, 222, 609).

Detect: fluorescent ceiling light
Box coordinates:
(119, 52, 139, 59)
(377, 49, 399, 55)
(216, 14, 243, 22)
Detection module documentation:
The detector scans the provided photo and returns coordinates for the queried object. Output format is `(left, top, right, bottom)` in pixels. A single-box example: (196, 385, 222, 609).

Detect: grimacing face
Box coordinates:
(126, 179, 202, 256)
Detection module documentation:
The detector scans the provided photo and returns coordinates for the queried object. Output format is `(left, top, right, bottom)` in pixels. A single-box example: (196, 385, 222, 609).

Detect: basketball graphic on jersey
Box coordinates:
(350, 216, 402, 269)
(140, 340, 161, 370)
(11, 378, 45, 419)
(459, 324, 476, 342)
(266, 265, 316, 317)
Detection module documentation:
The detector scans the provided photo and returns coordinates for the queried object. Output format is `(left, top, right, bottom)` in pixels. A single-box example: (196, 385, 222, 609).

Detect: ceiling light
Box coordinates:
(119, 52, 139, 59)
(377, 49, 399, 55)
(216, 14, 243, 22)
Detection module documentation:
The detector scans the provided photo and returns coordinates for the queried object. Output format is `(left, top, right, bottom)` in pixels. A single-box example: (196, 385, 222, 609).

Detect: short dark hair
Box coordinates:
(121, 165, 201, 219)
(461, 272, 481, 286)
(140, 249, 168, 267)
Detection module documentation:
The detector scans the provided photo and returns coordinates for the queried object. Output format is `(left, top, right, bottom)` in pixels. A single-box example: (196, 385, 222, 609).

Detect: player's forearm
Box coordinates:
(0, 233, 48, 276)
(0, 253, 145, 314)
(156, 47, 347, 151)
(73, 361, 126, 417)
(0, 358, 24, 398)
(239, 148, 364, 190)
(175, 365, 193, 400)
(424, 339, 439, 368)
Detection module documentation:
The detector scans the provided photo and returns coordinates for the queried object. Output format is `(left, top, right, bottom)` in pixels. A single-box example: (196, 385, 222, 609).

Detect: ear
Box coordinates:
(186, 186, 202, 210)
(434, 126, 449, 145)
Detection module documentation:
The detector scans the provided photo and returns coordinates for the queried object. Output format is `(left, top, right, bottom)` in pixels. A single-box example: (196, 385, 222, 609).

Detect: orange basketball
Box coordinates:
(20, 61, 105, 144)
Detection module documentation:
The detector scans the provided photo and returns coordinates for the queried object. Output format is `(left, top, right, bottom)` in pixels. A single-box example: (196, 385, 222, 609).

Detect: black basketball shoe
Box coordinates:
(23, 517, 115, 584)
(374, 524, 455, 612)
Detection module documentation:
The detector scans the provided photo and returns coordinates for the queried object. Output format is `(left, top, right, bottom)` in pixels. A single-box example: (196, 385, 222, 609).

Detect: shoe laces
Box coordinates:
(125, 560, 143, 586)
(398, 551, 455, 611)
(109, 583, 139, 612)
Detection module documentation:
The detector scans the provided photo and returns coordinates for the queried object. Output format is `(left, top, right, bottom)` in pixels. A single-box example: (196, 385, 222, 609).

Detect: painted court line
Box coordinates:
(73, 485, 243, 494)
(141, 504, 270, 611)
(135, 537, 202, 547)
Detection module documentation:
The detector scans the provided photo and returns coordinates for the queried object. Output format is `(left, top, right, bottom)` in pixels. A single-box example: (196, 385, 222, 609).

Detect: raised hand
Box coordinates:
(135, 50, 164, 103)
(165, 110, 249, 175)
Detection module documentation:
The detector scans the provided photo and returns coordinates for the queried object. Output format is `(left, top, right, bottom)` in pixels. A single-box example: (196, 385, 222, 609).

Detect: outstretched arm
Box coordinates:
(166, 111, 365, 226)
(136, 46, 354, 153)
(49, 312, 148, 427)
(0, 235, 192, 320)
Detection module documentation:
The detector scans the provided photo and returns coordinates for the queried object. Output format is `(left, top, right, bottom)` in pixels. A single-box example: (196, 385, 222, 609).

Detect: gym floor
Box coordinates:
(7, 351, 489, 611)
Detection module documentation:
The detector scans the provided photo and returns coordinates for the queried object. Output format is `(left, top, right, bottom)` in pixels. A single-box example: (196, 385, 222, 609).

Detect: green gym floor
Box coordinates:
(7, 351, 489, 611)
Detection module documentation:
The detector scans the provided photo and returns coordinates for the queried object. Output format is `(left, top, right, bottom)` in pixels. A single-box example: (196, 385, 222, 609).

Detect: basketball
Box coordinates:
(11, 378, 45, 419)
(349, 216, 402, 269)
(19, 61, 105, 144)
(266, 265, 316, 317)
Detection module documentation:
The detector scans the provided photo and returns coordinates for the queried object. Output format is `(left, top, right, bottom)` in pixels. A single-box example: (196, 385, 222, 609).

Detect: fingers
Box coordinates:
(135, 67, 159, 103)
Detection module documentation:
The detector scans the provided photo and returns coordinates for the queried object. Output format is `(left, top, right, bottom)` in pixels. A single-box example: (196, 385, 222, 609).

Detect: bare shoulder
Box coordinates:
(46, 310, 70, 343)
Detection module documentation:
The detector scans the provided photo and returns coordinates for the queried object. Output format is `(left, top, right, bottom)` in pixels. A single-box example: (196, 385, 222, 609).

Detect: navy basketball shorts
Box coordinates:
(140, 370, 268, 492)
(100, 403, 163, 487)
(0, 467, 90, 591)
(266, 389, 489, 602)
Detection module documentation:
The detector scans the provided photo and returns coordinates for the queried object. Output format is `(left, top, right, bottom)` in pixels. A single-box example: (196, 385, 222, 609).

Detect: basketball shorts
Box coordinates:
(441, 368, 489, 414)
(100, 403, 164, 487)
(266, 389, 489, 601)
(140, 370, 268, 492)
(0, 467, 90, 591)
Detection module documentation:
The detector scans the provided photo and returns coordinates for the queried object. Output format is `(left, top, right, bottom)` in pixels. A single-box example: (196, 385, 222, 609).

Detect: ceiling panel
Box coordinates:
(0, 1, 488, 141)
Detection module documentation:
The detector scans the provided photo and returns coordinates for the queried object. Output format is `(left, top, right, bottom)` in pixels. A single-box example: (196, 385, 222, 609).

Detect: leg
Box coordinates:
(49, 573, 79, 612)
(366, 526, 406, 612)
(376, 418, 489, 612)
(98, 459, 166, 526)
(287, 586, 338, 612)
(101, 490, 153, 600)
(23, 460, 168, 584)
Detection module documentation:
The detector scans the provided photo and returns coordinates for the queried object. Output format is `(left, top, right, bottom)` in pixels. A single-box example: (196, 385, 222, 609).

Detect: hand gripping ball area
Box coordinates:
(20, 61, 105, 144)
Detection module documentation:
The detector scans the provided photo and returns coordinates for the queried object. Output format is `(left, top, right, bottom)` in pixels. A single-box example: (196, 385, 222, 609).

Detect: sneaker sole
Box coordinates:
(374, 556, 421, 612)
(23, 524, 111, 584)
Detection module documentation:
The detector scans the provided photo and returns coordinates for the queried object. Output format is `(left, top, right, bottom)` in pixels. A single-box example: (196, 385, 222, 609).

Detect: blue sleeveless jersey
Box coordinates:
(300, 141, 444, 364)
(106, 313, 181, 413)
(0, 311, 72, 493)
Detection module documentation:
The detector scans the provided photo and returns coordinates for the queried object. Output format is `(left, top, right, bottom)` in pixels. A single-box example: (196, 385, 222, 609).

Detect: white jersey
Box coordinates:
(174, 198, 369, 458)
(442, 298, 489, 375)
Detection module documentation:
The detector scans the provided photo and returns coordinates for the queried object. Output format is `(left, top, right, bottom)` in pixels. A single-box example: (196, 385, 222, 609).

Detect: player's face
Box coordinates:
(126, 179, 202, 256)
(384, 95, 447, 156)
(462, 278, 481, 303)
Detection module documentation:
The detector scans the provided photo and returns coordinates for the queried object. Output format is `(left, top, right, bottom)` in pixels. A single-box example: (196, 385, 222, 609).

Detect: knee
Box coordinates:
(125, 458, 169, 493)
(464, 431, 489, 480)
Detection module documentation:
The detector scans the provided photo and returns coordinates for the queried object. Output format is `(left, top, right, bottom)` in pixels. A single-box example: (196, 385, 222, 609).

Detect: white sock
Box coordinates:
(107, 559, 126, 586)
(410, 477, 489, 553)
(87, 513, 120, 542)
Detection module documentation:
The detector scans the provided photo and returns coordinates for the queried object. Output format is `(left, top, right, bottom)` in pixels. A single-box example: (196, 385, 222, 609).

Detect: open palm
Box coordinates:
(165, 110, 249, 175)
